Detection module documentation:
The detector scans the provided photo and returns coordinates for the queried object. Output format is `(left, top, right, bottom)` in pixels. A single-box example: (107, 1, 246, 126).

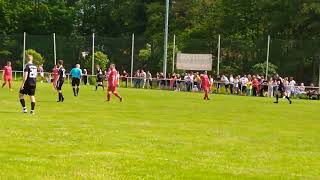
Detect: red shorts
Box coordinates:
(108, 86, 117, 92)
(4, 76, 12, 81)
(203, 87, 209, 91)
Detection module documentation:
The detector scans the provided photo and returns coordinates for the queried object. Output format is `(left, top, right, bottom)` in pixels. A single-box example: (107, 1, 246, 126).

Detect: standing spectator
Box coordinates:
(170, 73, 176, 90)
(260, 76, 268, 97)
(194, 72, 201, 90)
(140, 70, 147, 88)
(209, 75, 214, 92)
(234, 76, 239, 94)
(190, 72, 194, 88)
(246, 76, 252, 96)
(289, 77, 296, 97)
(156, 72, 160, 88)
(216, 75, 221, 94)
(176, 74, 182, 91)
(38, 64, 44, 83)
(82, 69, 88, 85)
(252, 76, 260, 96)
(283, 77, 290, 98)
(121, 70, 128, 87)
(221, 75, 229, 94)
(146, 71, 152, 89)
(268, 77, 274, 97)
(241, 75, 248, 95)
(229, 75, 234, 94)
(134, 70, 140, 88)
(185, 73, 192, 92)
(159, 72, 165, 89)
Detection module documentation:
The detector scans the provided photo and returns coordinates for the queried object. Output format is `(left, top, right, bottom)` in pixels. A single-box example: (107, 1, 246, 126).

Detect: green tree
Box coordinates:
(138, 44, 151, 62)
(26, 49, 44, 66)
(252, 62, 278, 77)
(84, 51, 109, 70)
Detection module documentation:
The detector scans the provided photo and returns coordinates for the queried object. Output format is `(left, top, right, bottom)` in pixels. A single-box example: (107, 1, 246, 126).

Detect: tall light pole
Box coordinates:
(163, 0, 169, 79)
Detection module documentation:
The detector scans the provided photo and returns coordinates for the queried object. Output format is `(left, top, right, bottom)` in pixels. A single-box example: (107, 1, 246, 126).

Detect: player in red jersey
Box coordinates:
(200, 71, 210, 100)
(52, 65, 59, 89)
(2, 61, 13, 90)
(107, 64, 122, 102)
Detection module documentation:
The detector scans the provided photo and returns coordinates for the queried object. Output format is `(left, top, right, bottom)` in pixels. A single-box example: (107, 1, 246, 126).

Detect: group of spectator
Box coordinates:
(119, 70, 320, 100)
(217, 74, 319, 99)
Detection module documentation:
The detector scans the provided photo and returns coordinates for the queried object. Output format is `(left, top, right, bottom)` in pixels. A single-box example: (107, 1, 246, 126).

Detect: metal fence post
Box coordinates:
(53, 33, 57, 65)
(23, 32, 26, 71)
(217, 35, 221, 76)
(266, 35, 271, 79)
(130, 33, 135, 88)
(92, 33, 95, 75)
(172, 34, 176, 73)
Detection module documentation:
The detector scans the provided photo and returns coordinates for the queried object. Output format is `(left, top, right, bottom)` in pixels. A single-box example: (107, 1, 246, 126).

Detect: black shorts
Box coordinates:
(242, 86, 247, 92)
(72, 78, 80, 86)
(20, 84, 36, 96)
(96, 77, 103, 83)
(56, 80, 64, 90)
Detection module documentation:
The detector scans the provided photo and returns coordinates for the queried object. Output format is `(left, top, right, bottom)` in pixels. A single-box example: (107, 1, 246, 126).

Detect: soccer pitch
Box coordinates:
(0, 83, 319, 179)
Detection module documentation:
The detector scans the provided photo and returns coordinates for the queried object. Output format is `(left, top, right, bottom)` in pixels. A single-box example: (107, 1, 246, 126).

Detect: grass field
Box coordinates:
(0, 82, 320, 179)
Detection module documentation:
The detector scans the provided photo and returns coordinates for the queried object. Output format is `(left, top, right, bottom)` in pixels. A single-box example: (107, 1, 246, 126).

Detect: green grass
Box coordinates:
(0, 82, 320, 179)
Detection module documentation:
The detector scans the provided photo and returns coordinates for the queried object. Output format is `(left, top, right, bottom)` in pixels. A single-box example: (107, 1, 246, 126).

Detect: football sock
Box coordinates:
(114, 92, 121, 99)
(20, 99, 26, 107)
(58, 92, 63, 101)
(73, 88, 76, 95)
(76, 87, 79, 95)
(31, 102, 35, 110)
(286, 96, 291, 103)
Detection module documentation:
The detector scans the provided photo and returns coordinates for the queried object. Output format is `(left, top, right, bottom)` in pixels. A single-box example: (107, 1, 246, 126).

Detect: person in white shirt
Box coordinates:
(209, 75, 214, 92)
(140, 70, 147, 88)
(234, 76, 239, 94)
(268, 77, 274, 97)
(185, 73, 192, 91)
(283, 77, 290, 98)
(190, 72, 194, 84)
(220, 75, 229, 94)
(146, 71, 152, 89)
(241, 75, 248, 95)
(229, 75, 234, 94)
(289, 77, 296, 97)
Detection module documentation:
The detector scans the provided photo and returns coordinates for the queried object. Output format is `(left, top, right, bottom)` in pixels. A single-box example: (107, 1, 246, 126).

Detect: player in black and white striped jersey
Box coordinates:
(56, 60, 66, 102)
(19, 54, 38, 114)
(273, 74, 292, 104)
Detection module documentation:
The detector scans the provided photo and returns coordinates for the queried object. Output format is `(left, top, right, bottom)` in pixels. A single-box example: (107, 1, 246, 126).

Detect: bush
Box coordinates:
(25, 49, 45, 66)
(88, 76, 96, 85)
(84, 51, 110, 70)
(252, 62, 277, 76)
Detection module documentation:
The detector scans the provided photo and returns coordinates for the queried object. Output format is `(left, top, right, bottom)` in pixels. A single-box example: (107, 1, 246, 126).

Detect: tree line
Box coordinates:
(0, 0, 320, 83)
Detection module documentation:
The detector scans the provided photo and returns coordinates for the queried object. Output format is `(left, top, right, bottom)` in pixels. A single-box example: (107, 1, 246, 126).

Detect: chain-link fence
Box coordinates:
(0, 33, 319, 86)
